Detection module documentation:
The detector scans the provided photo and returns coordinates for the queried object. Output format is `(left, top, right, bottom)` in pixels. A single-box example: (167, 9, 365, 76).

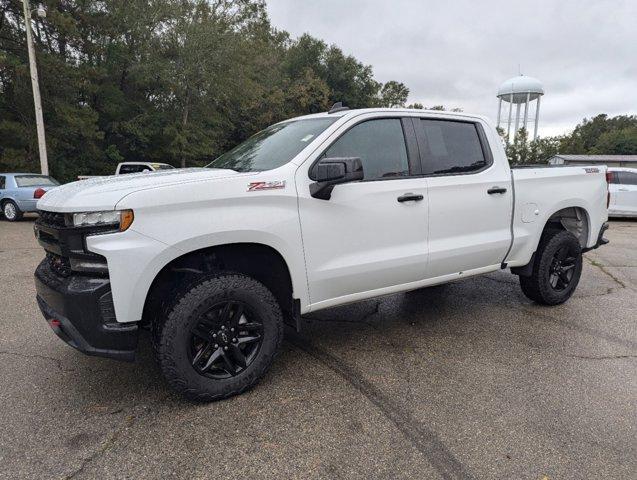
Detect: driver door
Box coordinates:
(296, 116, 429, 310)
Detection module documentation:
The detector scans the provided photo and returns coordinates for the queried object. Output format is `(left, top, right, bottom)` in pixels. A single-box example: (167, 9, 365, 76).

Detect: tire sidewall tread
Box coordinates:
(155, 272, 284, 402)
(519, 229, 583, 305)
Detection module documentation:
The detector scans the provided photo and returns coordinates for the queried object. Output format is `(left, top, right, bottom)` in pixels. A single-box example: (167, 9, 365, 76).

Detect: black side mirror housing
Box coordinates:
(309, 157, 364, 200)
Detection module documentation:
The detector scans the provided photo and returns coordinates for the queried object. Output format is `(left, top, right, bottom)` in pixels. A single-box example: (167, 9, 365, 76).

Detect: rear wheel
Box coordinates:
(2, 201, 22, 222)
(519, 229, 583, 305)
(155, 273, 284, 402)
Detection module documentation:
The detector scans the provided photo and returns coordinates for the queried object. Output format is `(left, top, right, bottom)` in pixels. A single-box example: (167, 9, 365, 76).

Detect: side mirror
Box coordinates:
(309, 157, 364, 200)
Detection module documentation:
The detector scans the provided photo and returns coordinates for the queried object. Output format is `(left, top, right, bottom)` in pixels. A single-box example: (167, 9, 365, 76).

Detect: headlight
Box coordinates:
(72, 209, 134, 231)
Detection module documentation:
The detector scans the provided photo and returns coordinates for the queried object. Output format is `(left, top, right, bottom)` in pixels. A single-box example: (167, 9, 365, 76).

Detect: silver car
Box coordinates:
(0, 173, 60, 221)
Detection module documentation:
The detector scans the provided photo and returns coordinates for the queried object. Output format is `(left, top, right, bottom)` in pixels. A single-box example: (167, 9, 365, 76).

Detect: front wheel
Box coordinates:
(155, 273, 284, 402)
(519, 229, 583, 305)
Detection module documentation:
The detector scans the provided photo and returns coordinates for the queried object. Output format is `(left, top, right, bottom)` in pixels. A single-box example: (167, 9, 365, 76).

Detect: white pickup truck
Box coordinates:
(34, 107, 609, 401)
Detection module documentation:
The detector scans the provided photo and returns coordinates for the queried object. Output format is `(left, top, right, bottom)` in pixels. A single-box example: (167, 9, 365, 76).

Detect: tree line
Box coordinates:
(505, 114, 637, 165)
(0, 0, 410, 181)
(1, 1, 635, 180)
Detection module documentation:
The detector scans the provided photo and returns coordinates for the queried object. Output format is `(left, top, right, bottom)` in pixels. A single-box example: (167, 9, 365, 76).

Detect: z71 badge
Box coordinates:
(247, 181, 286, 191)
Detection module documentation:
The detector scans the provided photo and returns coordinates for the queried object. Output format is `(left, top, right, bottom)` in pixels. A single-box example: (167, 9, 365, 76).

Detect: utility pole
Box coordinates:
(21, 1, 49, 175)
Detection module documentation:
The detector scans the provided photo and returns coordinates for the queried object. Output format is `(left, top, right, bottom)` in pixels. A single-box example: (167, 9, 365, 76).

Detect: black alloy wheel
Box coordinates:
(189, 301, 264, 379)
(548, 245, 578, 291)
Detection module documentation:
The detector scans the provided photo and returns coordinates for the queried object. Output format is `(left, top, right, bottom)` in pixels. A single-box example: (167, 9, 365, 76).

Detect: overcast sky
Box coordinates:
(267, 0, 637, 137)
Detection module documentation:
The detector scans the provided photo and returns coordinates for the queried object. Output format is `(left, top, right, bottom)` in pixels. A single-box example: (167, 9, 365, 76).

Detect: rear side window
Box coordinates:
(322, 119, 409, 180)
(14, 175, 59, 187)
(417, 119, 487, 175)
(617, 171, 637, 185)
(0, 176, 5, 189)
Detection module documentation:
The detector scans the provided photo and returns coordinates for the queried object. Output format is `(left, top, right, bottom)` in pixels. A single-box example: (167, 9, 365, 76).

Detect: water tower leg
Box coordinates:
(496, 98, 502, 128)
(534, 96, 541, 140)
(523, 92, 530, 132)
(506, 93, 513, 141)
(514, 103, 521, 141)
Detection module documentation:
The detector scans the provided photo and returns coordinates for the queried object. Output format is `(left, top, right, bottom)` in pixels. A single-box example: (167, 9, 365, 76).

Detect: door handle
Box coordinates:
(487, 186, 507, 195)
(618, 188, 629, 191)
(397, 193, 424, 203)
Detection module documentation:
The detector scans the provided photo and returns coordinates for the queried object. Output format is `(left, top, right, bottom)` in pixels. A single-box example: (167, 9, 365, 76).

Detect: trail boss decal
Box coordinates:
(584, 167, 600, 174)
(247, 180, 286, 191)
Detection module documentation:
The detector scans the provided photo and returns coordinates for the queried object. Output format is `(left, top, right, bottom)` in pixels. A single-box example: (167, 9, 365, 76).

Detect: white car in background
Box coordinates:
(608, 167, 637, 217)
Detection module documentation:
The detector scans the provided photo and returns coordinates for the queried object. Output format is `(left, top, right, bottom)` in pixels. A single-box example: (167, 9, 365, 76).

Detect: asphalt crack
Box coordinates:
(64, 414, 135, 479)
(565, 354, 637, 360)
(586, 257, 628, 289)
(287, 332, 475, 480)
(512, 307, 637, 351)
(0, 350, 71, 373)
(0, 350, 109, 374)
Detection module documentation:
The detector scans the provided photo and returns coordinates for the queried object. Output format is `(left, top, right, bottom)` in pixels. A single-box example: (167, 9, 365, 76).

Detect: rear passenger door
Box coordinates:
(615, 170, 637, 215)
(414, 117, 512, 278)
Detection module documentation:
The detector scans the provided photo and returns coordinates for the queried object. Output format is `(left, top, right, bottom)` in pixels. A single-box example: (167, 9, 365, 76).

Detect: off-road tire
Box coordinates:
(2, 200, 23, 221)
(155, 272, 284, 402)
(519, 229, 583, 305)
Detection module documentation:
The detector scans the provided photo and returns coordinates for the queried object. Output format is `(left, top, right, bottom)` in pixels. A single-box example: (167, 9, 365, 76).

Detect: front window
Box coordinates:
(15, 175, 59, 187)
(321, 119, 410, 180)
(207, 118, 337, 172)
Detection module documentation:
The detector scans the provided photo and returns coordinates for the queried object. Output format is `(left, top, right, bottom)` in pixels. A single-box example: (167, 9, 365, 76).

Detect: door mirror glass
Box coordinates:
(309, 157, 364, 200)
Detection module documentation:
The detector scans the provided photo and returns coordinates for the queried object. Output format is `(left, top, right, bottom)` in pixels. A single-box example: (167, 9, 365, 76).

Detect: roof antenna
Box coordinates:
(328, 102, 350, 114)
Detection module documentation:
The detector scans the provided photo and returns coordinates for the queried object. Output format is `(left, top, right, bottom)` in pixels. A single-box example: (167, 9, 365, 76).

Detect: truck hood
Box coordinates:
(37, 168, 248, 212)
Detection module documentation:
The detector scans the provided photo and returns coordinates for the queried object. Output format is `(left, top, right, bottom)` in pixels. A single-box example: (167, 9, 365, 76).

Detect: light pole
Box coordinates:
(21, 1, 49, 175)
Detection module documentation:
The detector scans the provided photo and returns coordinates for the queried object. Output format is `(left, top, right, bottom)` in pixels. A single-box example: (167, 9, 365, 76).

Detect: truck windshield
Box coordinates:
(207, 118, 337, 172)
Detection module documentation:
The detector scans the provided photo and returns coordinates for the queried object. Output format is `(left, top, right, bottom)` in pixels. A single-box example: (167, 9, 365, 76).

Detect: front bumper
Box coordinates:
(35, 260, 138, 361)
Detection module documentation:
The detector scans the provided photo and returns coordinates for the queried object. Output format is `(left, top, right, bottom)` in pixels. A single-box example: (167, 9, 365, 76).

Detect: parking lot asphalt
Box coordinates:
(0, 217, 635, 480)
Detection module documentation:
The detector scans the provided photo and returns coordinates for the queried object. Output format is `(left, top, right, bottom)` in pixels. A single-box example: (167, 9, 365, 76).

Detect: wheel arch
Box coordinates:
(543, 206, 591, 248)
(1, 196, 17, 207)
(511, 205, 590, 277)
(142, 242, 299, 329)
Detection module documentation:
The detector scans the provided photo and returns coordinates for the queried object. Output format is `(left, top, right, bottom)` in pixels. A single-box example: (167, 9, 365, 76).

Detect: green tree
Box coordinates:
(589, 126, 637, 154)
(504, 128, 560, 165)
(378, 80, 409, 108)
(558, 114, 637, 154)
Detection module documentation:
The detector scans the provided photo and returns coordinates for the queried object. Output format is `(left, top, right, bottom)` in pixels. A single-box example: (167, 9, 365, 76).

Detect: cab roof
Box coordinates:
(290, 107, 487, 123)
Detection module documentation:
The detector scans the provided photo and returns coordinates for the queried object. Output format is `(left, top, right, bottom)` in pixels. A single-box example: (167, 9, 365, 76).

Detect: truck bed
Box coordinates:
(506, 164, 608, 267)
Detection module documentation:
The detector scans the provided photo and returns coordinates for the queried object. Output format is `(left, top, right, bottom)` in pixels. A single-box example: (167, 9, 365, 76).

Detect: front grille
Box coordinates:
(47, 252, 72, 278)
(37, 210, 68, 228)
(36, 211, 109, 278)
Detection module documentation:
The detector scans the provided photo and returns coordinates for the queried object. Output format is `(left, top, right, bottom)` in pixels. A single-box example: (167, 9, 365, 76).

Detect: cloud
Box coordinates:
(267, 0, 637, 136)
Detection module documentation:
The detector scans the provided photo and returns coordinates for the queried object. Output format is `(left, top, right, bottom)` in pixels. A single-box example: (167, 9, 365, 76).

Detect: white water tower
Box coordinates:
(496, 75, 544, 142)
